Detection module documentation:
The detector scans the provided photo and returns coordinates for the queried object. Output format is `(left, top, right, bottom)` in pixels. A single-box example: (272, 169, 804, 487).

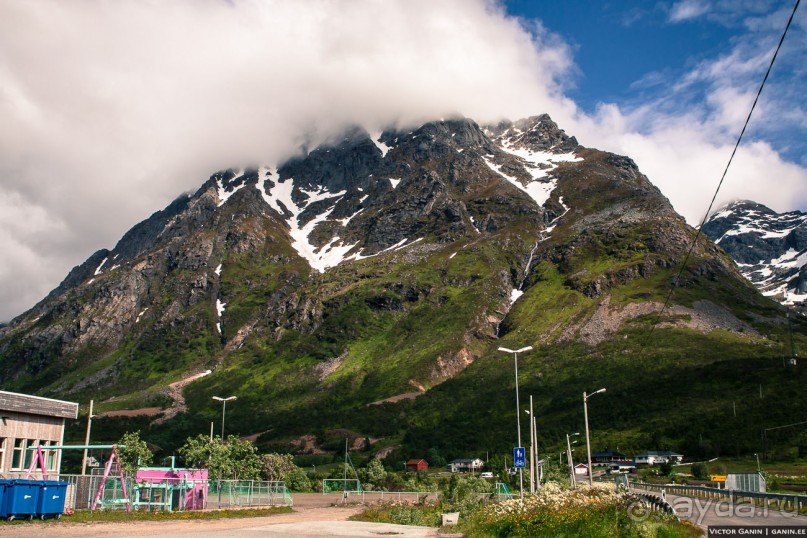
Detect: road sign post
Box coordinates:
(514, 447, 526, 469)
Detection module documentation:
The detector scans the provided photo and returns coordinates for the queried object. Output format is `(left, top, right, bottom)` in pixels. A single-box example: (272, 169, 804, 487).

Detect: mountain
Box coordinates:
(702, 200, 807, 308)
(1, 115, 804, 463)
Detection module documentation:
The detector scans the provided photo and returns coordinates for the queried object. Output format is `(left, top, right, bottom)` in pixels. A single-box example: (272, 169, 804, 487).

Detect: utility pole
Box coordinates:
(81, 400, 94, 476)
(498, 346, 533, 502)
(567, 432, 579, 489)
(584, 388, 606, 486)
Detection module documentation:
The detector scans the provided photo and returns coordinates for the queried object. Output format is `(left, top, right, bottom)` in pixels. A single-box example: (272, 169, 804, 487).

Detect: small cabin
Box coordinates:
(405, 459, 429, 472)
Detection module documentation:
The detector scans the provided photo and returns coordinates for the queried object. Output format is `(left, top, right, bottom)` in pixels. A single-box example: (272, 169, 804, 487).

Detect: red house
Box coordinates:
(406, 459, 429, 472)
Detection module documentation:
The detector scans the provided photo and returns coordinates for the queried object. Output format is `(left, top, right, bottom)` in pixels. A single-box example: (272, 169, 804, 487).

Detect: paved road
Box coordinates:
(0, 504, 440, 538)
(634, 489, 807, 531)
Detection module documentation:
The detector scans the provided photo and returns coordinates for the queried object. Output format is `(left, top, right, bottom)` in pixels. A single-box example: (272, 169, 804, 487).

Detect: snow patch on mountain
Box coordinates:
(371, 131, 391, 157)
(256, 167, 356, 272)
(216, 170, 245, 207)
(482, 156, 556, 207)
(216, 298, 226, 334)
(703, 200, 807, 306)
(94, 257, 108, 275)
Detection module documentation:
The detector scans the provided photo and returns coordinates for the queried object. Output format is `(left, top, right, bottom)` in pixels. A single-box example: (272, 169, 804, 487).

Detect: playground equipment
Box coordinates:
(494, 482, 514, 501)
(22, 443, 131, 512)
(133, 461, 208, 511)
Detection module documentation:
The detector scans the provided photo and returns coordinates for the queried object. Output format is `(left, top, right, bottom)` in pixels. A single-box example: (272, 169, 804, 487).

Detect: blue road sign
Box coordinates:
(513, 447, 526, 469)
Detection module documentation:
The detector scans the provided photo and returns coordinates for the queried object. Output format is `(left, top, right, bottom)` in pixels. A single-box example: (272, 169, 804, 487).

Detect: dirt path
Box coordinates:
(96, 370, 212, 422)
(0, 505, 366, 537)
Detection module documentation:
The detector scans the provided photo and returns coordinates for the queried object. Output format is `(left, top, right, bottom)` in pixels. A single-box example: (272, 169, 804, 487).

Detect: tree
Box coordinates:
(262, 453, 298, 482)
(691, 462, 709, 480)
(117, 431, 153, 477)
(425, 447, 447, 468)
(179, 434, 261, 481)
(358, 458, 387, 490)
(285, 467, 312, 492)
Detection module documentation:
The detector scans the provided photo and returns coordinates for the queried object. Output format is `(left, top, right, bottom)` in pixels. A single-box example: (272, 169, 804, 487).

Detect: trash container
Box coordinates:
(3, 479, 42, 521)
(0, 480, 9, 519)
(36, 480, 68, 520)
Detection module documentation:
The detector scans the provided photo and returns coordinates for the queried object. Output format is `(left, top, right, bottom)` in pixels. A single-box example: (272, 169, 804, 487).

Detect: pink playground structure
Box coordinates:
(134, 465, 209, 510)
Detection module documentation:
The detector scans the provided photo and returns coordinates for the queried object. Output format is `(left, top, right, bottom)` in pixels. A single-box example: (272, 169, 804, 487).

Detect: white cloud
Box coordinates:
(0, 0, 578, 321)
(669, 0, 711, 23)
(0, 0, 805, 322)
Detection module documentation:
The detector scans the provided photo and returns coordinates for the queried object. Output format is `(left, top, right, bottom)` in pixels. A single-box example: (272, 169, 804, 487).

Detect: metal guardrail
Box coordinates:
(629, 481, 807, 514)
(325, 491, 439, 504)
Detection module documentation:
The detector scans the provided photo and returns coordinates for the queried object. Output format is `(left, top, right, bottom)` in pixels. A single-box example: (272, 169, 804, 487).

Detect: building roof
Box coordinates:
(406, 459, 427, 465)
(636, 450, 683, 457)
(0, 390, 78, 419)
(592, 450, 627, 458)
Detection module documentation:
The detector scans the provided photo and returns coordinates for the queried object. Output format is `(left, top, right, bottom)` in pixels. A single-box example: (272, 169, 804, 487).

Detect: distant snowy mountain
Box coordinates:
(702, 200, 807, 306)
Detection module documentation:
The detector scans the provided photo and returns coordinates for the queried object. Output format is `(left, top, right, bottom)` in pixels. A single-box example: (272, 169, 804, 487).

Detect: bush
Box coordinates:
(691, 462, 709, 480)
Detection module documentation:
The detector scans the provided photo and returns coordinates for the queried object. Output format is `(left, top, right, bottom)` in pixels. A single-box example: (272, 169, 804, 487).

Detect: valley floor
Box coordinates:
(0, 503, 439, 537)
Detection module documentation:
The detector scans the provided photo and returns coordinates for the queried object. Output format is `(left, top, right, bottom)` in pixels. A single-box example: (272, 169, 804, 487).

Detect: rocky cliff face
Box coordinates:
(0, 114, 778, 443)
(702, 200, 807, 307)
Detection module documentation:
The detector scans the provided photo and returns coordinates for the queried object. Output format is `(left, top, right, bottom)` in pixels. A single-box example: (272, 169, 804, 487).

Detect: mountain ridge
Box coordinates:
(1, 114, 802, 462)
(702, 199, 807, 307)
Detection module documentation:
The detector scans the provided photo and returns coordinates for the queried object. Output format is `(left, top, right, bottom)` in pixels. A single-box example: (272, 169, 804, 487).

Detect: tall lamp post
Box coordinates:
(524, 405, 539, 493)
(498, 346, 533, 501)
(212, 396, 237, 439)
(81, 400, 96, 476)
(566, 432, 580, 489)
(583, 388, 606, 486)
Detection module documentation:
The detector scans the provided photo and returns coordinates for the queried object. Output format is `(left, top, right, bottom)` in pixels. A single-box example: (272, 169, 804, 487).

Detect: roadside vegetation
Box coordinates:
(0, 507, 292, 526)
(352, 480, 701, 537)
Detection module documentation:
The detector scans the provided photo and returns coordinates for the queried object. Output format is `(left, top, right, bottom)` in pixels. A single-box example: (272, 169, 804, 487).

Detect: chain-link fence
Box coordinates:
(1, 474, 291, 512)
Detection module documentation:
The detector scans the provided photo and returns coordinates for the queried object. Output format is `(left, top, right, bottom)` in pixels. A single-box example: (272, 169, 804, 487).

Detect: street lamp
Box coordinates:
(81, 399, 97, 476)
(212, 396, 236, 439)
(498, 346, 533, 501)
(566, 432, 580, 489)
(583, 388, 606, 486)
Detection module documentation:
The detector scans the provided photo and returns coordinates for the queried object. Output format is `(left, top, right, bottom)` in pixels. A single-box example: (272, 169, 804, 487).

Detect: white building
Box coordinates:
(0, 390, 78, 477)
(634, 450, 683, 465)
(449, 458, 484, 473)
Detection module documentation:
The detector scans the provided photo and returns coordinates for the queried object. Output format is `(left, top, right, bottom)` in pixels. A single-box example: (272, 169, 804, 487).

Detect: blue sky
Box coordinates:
(0, 0, 805, 321)
(506, 0, 806, 167)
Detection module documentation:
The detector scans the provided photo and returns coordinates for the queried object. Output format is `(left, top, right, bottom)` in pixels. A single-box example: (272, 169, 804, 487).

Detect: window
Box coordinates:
(44, 441, 57, 471)
(24, 439, 40, 469)
(11, 438, 25, 470)
(0, 437, 5, 471)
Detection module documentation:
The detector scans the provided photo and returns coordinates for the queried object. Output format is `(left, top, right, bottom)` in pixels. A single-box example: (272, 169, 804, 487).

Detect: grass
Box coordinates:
(351, 483, 702, 537)
(0, 506, 293, 526)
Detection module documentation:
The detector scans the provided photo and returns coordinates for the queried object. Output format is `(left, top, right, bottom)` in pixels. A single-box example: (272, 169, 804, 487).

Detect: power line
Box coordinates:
(643, 0, 801, 344)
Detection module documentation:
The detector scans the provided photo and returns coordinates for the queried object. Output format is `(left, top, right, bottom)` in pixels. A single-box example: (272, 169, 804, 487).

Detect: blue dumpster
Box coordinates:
(0, 480, 9, 519)
(3, 479, 41, 521)
(36, 481, 68, 519)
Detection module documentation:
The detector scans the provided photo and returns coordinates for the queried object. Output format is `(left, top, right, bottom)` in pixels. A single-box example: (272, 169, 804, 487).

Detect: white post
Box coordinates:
(81, 400, 94, 476)
(583, 389, 606, 487)
(498, 346, 532, 503)
(567, 434, 575, 489)
(584, 392, 592, 486)
(529, 395, 535, 494)
(534, 415, 539, 489)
